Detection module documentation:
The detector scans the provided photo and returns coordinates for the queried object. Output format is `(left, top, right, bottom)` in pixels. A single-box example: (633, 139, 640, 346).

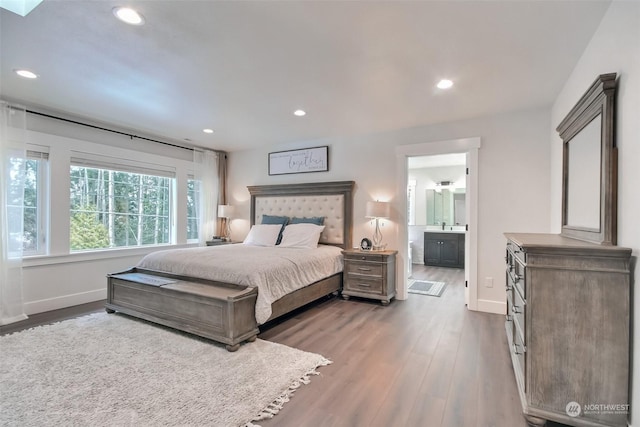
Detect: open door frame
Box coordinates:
(395, 137, 480, 310)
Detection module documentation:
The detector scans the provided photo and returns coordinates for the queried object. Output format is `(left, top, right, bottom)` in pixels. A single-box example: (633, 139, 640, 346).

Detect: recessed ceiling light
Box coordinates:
(437, 79, 453, 89)
(203, 128, 214, 134)
(113, 7, 145, 25)
(15, 69, 38, 79)
(293, 109, 306, 117)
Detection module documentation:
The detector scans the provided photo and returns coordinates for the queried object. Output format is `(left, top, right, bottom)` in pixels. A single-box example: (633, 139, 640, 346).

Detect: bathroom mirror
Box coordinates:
(426, 189, 466, 226)
(557, 73, 617, 245)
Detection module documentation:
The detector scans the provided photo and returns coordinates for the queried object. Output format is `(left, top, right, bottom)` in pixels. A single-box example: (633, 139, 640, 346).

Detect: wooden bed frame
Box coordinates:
(106, 181, 355, 351)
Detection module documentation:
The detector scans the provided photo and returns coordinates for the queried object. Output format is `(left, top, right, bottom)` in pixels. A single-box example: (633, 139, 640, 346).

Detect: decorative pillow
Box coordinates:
(261, 214, 289, 245)
(289, 216, 325, 225)
(278, 223, 325, 249)
(242, 224, 282, 246)
(261, 214, 289, 225)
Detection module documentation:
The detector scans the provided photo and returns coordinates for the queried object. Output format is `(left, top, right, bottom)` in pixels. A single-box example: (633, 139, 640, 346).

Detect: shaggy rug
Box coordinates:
(408, 280, 446, 297)
(0, 313, 331, 427)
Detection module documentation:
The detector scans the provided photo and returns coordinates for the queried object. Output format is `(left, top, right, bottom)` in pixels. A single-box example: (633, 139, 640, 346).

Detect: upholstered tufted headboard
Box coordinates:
(247, 181, 355, 249)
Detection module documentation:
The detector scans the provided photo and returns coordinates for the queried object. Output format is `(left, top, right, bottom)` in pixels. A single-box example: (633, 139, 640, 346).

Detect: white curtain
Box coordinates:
(193, 149, 220, 246)
(0, 101, 28, 325)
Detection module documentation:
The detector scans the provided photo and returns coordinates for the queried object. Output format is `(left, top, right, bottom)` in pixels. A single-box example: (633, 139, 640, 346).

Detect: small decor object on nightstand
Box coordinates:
(217, 205, 234, 241)
(366, 201, 390, 250)
(341, 249, 396, 305)
(360, 238, 372, 251)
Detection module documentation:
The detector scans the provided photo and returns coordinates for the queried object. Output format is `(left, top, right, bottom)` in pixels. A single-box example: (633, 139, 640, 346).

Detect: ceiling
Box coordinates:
(0, 1, 610, 152)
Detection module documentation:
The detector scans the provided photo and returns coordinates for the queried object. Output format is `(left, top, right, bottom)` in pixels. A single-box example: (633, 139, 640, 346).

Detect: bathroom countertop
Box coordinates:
(424, 229, 465, 234)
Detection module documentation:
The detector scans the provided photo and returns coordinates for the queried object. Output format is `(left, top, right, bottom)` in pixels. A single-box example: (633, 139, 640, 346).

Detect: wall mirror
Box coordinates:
(557, 73, 617, 245)
(426, 189, 466, 226)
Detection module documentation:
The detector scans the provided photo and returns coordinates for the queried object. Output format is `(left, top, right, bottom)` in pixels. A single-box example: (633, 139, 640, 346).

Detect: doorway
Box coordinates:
(407, 154, 467, 303)
(395, 137, 480, 310)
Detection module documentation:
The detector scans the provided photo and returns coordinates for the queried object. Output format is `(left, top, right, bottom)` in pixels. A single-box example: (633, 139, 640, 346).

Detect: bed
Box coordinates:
(105, 181, 355, 351)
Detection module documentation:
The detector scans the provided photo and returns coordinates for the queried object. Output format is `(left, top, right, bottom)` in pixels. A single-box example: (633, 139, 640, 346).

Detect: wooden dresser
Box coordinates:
(504, 233, 631, 427)
(341, 249, 396, 305)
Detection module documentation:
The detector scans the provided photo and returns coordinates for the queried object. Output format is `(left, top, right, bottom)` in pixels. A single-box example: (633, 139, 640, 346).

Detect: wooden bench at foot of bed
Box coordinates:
(106, 268, 259, 352)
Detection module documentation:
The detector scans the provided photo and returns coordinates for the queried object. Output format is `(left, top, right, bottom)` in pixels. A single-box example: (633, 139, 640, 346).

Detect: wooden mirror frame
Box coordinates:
(557, 73, 617, 245)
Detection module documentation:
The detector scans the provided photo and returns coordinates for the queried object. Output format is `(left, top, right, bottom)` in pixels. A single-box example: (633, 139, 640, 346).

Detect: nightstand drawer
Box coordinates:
(343, 253, 384, 263)
(345, 275, 383, 293)
(345, 262, 383, 277)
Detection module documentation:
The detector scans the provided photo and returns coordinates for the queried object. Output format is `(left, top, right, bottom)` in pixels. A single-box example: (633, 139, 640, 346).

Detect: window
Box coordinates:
(187, 177, 200, 241)
(8, 151, 48, 255)
(69, 165, 172, 251)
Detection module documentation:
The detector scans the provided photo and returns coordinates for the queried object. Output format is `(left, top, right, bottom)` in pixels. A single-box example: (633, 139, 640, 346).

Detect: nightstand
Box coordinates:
(206, 240, 236, 246)
(341, 249, 397, 305)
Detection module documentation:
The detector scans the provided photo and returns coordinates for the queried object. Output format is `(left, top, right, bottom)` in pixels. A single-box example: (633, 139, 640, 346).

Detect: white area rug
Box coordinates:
(408, 279, 446, 297)
(0, 313, 331, 427)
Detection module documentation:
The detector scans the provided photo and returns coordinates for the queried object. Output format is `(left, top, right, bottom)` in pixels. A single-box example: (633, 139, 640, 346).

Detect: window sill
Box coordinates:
(23, 243, 198, 268)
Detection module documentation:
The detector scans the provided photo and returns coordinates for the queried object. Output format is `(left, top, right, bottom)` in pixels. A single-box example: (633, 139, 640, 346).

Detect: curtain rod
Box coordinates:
(26, 109, 225, 155)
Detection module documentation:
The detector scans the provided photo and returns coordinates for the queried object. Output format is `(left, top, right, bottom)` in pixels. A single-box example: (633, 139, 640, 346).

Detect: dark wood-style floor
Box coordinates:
(1, 265, 569, 427)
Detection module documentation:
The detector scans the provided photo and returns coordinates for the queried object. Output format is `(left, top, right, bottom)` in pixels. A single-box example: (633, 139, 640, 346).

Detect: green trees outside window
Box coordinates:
(187, 178, 200, 241)
(7, 158, 42, 254)
(70, 166, 171, 251)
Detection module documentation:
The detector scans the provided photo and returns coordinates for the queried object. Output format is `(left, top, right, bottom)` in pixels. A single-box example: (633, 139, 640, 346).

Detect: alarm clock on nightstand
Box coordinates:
(360, 238, 372, 251)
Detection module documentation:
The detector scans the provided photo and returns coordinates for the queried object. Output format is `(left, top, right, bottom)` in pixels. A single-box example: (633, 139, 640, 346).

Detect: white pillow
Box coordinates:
(278, 223, 325, 249)
(242, 224, 282, 246)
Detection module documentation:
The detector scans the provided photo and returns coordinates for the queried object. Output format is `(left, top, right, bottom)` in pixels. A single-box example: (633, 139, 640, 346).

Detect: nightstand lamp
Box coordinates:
(366, 201, 390, 250)
(217, 204, 234, 241)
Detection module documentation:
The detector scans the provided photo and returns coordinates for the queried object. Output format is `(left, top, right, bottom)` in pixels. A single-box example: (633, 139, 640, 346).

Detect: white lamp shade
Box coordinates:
(366, 201, 390, 219)
(217, 205, 234, 218)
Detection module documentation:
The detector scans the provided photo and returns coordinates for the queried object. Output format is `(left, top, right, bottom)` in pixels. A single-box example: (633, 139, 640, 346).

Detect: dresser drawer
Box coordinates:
(507, 260, 526, 300)
(513, 325, 526, 391)
(512, 286, 526, 344)
(345, 262, 383, 277)
(344, 275, 383, 294)
(507, 241, 526, 265)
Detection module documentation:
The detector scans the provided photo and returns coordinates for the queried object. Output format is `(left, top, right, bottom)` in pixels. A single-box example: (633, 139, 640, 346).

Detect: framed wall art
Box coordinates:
(268, 146, 329, 175)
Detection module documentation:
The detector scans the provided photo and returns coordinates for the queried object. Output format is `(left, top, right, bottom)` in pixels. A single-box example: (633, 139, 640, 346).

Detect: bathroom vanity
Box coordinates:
(423, 230, 465, 268)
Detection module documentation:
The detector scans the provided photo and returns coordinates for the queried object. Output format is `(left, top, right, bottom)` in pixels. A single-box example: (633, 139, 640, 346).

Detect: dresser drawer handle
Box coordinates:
(508, 271, 521, 283)
(506, 314, 513, 322)
(512, 305, 521, 314)
(356, 283, 371, 288)
(513, 343, 526, 355)
(357, 267, 372, 272)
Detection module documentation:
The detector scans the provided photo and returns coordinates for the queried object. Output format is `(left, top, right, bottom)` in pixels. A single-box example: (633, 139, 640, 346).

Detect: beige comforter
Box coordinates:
(137, 244, 343, 324)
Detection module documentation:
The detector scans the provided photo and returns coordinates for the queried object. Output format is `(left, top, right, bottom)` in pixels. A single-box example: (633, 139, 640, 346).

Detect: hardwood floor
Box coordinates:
(259, 264, 529, 427)
(1, 265, 569, 427)
(0, 299, 105, 336)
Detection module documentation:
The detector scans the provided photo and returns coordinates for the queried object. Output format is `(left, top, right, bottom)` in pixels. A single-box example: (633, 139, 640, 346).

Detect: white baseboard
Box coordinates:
(476, 299, 506, 315)
(24, 289, 106, 315)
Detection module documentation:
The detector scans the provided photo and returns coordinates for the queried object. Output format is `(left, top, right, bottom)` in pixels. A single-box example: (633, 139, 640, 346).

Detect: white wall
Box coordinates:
(228, 106, 551, 313)
(549, 1, 640, 424)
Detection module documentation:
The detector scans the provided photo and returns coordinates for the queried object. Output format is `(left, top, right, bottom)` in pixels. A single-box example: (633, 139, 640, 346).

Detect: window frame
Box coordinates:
(186, 175, 200, 243)
(21, 148, 49, 257)
(69, 158, 176, 252)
